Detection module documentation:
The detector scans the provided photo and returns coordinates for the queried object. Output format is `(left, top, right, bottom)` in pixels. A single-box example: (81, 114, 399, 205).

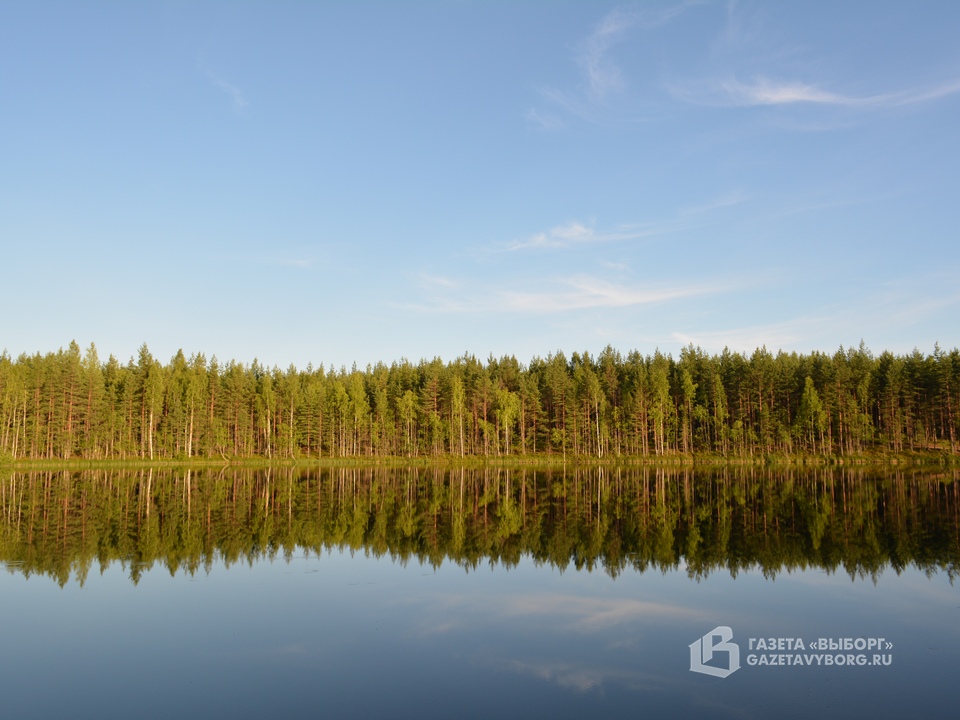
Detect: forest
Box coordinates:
(2, 466, 957, 585)
(0, 341, 957, 462)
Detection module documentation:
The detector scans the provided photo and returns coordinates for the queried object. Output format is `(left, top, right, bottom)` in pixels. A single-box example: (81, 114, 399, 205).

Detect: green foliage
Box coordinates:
(0, 341, 958, 461)
(2, 466, 957, 586)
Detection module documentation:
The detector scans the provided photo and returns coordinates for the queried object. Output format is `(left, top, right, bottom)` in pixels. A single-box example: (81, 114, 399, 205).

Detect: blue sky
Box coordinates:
(3, 1, 958, 370)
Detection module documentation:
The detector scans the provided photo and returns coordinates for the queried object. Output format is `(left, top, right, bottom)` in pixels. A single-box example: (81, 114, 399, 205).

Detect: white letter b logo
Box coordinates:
(689, 626, 740, 678)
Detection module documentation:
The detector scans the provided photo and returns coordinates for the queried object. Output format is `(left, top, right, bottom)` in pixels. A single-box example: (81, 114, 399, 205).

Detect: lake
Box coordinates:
(1, 466, 957, 719)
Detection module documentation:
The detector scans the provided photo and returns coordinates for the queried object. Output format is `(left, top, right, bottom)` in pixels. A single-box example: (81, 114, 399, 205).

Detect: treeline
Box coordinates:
(2, 467, 957, 585)
(0, 341, 958, 461)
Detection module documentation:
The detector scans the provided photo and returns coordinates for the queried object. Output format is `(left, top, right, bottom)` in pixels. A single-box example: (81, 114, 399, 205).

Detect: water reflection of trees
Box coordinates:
(1, 467, 957, 587)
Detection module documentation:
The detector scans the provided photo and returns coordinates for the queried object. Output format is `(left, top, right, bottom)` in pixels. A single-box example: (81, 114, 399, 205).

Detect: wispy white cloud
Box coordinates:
(528, 3, 696, 127)
(671, 325, 804, 354)
(500, 276, 715, 313)
(524, 107, 564, 131)
(205, 70, 249, 109)
(724, 77, 849, 106)
(598, 259, 631, 272)
(669, 276, 960, 355)
(578, 7, 635, 100)
(501, 220, 681, 252)
(403, 592, 698, 695)
(500, 192, 747, 252)
(404, 591, 697, 638)
(678, 190, 749, 217)
(406, 274, 733, 315)
(866, 277, 960, 329)
(504, 221, 597, 251)
(528, 87, 643, 127)
(580, 2, 701, 98)
(889, 79, 960, 106)
(506, 660, 608, 693)
(416, 272, 457, 289)
(502, 658, 672, 694)
(714, 0, 754, 51)
(534, 2, 960, 130)
(495, 593, 696, 628)
(672, 75, 960, 109)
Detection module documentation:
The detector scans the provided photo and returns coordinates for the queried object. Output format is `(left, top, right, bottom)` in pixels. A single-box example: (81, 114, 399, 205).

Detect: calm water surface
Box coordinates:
(1, 466, 957, 719)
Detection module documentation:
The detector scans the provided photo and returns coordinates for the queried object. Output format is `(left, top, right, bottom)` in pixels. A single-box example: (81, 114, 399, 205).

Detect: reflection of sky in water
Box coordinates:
(1, 551, 957, 720)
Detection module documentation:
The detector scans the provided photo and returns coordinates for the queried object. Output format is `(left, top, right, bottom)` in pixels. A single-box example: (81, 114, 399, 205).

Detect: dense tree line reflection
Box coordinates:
(1, 467, 957, 586)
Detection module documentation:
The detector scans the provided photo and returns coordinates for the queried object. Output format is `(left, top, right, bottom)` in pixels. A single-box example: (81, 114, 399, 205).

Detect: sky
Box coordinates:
(2, 1, 959, 370)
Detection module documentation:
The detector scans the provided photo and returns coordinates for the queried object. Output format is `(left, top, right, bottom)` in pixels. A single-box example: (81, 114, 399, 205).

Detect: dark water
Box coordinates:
(1, 466, 958, 719)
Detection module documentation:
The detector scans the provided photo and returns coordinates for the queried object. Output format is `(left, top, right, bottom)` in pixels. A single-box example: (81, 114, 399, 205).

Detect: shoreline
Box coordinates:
(2, 449, 956, 472)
